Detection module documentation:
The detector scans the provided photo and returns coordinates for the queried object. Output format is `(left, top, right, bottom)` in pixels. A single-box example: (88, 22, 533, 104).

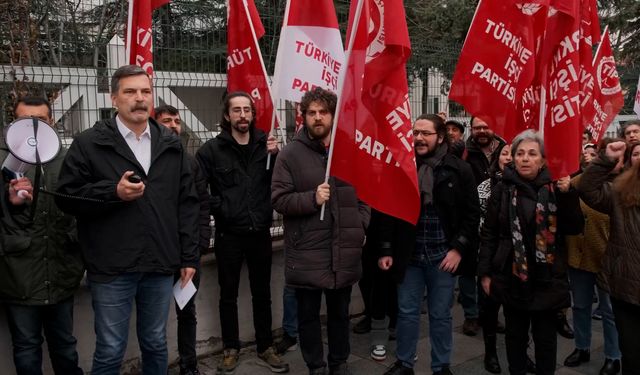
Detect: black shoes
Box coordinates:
(352, 315, 372, 334)
(384, 361, 415, 375)
(483, 334, 501, 374)
(180, 367, 200, 375)
(462, 318, 480, 336)
(556, 312, 575, 339)
(564, 348, 590, 367)
(599, 358, 621, 375)
(275, 332, 298, 354)
(433, 367, 453, 375)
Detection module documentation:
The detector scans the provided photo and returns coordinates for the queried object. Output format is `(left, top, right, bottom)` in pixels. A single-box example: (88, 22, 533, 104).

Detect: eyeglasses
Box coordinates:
(412, 130, 438, 137)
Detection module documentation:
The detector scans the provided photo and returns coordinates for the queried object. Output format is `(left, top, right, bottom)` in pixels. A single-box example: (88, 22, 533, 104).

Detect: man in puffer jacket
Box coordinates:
(272, 87, 370, 375)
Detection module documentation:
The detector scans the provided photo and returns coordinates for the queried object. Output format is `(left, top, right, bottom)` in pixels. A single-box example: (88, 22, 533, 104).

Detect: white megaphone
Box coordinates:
(2, 117, 61, 198)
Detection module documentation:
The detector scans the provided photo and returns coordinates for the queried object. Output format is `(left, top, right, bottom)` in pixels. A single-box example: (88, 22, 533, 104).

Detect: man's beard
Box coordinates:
(474, 135, 492, 147)
(232, 120, 251, 133)
(308, 123, 330, 139)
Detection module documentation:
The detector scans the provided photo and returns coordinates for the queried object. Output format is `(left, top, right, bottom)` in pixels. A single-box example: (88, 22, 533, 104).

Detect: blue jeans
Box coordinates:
(396, 262, 456, 372)
(569, 267, 621, 359)
(458, 275, 478, 319)
(282, 285, 298, 338)
(5, 296, 83, 375)
(89, 273, 173, 375)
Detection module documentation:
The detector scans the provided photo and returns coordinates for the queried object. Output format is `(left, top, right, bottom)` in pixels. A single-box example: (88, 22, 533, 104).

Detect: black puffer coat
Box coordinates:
(271, 128, 370, 290)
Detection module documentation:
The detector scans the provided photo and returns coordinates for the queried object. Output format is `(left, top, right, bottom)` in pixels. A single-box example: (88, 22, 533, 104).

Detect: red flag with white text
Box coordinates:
(449, 0, 548, 141)
(226, 0, 276, 133)
(538, 0, 583, 178)
(272, 0, 345, 102)
(586, 28, 624, 143)
(331, 0, 419, 225)
(126, 0, 169, 77)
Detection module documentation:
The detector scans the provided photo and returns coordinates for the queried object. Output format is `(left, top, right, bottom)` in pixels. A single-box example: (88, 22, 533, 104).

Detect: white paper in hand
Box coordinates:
(173, 279, 197, 310)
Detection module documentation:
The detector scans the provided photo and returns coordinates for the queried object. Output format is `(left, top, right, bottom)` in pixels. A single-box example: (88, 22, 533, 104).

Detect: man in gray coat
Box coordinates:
(272, 87, 370, 375)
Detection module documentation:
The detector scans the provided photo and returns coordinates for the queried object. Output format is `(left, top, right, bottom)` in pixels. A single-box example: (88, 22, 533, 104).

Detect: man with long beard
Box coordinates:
(196, 92, 288, 374)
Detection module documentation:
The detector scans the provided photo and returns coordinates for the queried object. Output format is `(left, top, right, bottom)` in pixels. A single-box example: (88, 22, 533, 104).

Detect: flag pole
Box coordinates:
(270, 0, 293, 152)
(125, 0, 134, 63)
(241, 0, 283, 169)
(593, 25, 608, 66)
(320, 0, 365, 221)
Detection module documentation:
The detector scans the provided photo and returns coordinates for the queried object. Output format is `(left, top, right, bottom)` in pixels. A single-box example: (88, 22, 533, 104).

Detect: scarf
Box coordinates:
(417, 143, 448, 205)
(509, 182, 557, 282)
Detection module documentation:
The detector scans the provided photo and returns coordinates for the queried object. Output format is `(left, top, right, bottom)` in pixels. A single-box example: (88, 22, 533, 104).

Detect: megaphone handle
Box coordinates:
(10, 171, 29, 199)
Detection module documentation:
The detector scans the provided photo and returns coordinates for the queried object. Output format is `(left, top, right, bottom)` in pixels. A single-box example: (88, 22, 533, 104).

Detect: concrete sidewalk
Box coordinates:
(0, 244, 611, 375)
(168, 248, 610, 375)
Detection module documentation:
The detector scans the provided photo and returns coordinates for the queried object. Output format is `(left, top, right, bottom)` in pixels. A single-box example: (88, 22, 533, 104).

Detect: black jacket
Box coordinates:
(55, 117, 200, 280)
(465, 136, 507, 186)
(196, 128, 275, 233)
(187, 153, 212, 254)
(379, 152, 481, 282)
(0, 146, 84, 305)
(478, 165, 576, 310)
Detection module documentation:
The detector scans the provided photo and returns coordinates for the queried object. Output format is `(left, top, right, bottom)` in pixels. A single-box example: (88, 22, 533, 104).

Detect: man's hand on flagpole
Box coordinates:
(267, 134, 279, 154)
(315, 182, 330, 206)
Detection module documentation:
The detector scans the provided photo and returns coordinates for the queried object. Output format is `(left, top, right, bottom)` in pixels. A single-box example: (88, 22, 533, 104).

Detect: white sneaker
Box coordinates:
(370, 345, 387, 361)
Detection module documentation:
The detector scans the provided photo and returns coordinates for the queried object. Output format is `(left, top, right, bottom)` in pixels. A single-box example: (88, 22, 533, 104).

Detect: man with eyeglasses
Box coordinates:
(196, 91, 288, 374)
(383, 114, 479, 375)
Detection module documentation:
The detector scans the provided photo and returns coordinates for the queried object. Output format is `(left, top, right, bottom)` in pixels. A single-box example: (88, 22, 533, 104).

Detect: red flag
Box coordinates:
(330, 0, 419, 225)
(226, 0, 276, 133)
(449, 0, 548, 141)
(577, 0, 601, 131)
(126, 0, 169, 77)
(586, 28, 624, 143)
(538, 0, 583, 178)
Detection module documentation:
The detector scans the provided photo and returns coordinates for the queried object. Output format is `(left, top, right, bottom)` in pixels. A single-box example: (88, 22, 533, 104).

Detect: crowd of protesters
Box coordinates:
(2, 64, 640, 375)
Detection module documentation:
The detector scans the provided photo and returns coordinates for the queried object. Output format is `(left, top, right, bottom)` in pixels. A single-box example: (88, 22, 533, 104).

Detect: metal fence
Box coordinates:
(1, 0, 638, 169)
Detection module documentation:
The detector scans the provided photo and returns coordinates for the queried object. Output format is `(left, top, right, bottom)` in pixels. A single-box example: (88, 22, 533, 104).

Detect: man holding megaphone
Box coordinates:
(0, 97, 85, 374)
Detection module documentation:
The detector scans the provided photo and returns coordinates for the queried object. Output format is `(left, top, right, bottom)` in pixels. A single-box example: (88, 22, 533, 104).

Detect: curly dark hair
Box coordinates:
(415, 113, 446, 140)
(220, 91, 256, 132)
(299, 87, 337, 119)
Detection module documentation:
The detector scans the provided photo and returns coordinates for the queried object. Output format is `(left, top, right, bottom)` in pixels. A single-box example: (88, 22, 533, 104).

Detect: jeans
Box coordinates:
(282, 286, 298, 338)
(458, 274, 479, 319)
(5, 297, 83, 375)
(611, 297, 640, 374)
(569, 267, 621, 359)
(503, 306, 556, 375)
(174, 266, 201, 369)
(215, 230, 273, 353)
(89, 272, 173, 375)
(396, 262, 456, 372)
(296, 286, 352, 371)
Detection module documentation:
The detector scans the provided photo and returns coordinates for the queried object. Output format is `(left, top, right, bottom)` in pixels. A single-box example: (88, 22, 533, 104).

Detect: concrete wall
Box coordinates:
(0, 249, 364, 374)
